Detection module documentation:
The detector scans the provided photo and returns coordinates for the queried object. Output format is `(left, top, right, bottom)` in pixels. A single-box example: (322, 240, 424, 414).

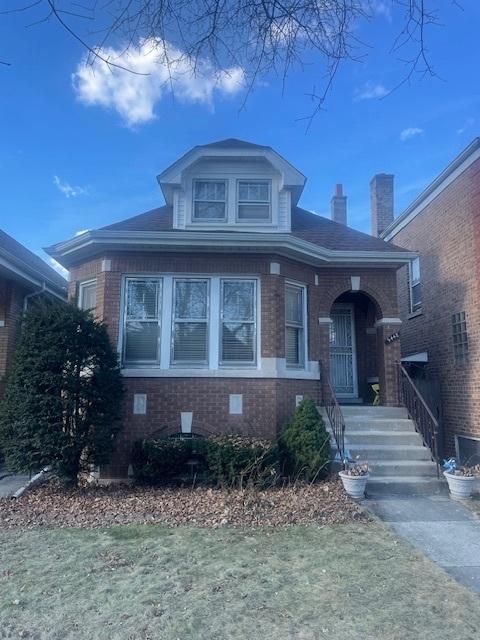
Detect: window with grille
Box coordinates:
(193, 180, 227, 221)
(452, 311, 468, 364)
(285, 284, 306, 367)
(172, 279, 209, 365)
(409, 257, 422, 312)
(78, 280, 96, 311)
(123, 278, 161, 364)
(220, 279, 256, 365)
(237, 181, 271, 221)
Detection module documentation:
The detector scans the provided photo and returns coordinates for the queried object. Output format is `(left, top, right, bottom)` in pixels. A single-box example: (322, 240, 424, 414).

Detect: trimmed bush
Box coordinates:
(205, 435, 278, 488)
(132, 438, 206, 484)
(279, 396, 330, 482)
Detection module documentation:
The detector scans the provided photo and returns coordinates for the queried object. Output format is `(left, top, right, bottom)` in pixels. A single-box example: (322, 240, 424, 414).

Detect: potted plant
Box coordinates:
(443, 458, 480, 500)
(339, 461, 369, 500)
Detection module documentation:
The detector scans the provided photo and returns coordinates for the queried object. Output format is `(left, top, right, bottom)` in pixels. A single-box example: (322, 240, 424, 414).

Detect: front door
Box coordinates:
(330, 305, 358, 398)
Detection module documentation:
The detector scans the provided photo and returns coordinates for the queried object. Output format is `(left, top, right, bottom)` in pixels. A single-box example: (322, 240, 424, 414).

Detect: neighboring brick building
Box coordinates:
(0, 230, 68, 396)
(47, 139, 414, 479)
(382, 138, 480, 460)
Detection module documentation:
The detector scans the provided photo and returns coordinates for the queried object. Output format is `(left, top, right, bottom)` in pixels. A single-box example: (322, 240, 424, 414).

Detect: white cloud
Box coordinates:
(373, 1, 393, 22)
(400, 127, 424, 141)
(457, 117, 475, 134)
(48, 257, 69, 279)
(72, 38, 245, 127)
(354, 82, 389, 101)
(53, 175, 88, 198)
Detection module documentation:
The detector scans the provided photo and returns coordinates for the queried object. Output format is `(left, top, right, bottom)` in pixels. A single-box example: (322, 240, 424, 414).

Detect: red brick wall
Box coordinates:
(391, 157, 480, 453)
(70, 251, 401, 476)
(0, 278, 26, 396)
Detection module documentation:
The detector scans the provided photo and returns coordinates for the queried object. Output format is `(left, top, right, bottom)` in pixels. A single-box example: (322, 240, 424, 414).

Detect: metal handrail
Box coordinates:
(320, 361, 346, 465)
(397, 362, 441, 477)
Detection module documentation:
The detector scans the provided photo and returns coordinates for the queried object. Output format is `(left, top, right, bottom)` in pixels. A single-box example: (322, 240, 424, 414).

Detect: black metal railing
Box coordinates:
(320, 361, 346, 465)
(397, 363, 441, 477)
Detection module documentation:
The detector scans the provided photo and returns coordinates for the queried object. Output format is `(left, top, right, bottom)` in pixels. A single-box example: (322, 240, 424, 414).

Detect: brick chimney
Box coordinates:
(370, 173, 394, 237)
(331, 183, 347, 225)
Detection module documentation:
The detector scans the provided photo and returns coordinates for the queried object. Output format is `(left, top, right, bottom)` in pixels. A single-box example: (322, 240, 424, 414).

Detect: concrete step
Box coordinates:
(367, 476, 447, 496)
(345, 431, 423, 446)
(343, 418, 416, 432)
(368, 460, 439, 478)
(346, 444, 432, 461)
(339, 406, 408, 418)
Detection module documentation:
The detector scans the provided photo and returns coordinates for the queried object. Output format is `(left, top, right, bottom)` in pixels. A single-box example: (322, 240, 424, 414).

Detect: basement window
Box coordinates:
(452, 311, 469, 365)
(456, 435, 480, 466)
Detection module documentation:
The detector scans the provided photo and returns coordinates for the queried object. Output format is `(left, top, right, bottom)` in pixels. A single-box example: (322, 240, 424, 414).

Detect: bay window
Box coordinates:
(123, 278, 162, 364)
(220, 279, 256, 365)
(172, 279, 209, 365)
(193, 180, 227, 221)
(285, 283, 306, 367)
(237, 180, 271, 221)
(121, 276, 257, 369)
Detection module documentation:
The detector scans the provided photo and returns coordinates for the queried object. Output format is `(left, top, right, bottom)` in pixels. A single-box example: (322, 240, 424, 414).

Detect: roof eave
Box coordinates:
(46, 230, 416, 269)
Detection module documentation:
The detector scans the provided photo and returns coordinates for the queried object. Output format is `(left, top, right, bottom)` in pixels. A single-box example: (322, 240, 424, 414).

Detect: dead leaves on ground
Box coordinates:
(0, 478, 368, 530)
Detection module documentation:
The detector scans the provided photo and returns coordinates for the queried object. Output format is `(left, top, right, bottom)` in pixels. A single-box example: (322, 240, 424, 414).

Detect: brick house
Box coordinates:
(0, 230, 68, 396)
(46, 139, 415, 479)
(382, 138, 480, 462)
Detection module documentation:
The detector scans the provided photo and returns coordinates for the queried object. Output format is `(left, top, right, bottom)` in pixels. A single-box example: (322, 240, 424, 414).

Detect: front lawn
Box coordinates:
(1, 522, 480, 640)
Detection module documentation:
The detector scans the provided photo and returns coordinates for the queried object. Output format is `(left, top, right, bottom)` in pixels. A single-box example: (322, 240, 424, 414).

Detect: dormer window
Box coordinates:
(193, 180, 227, 221)
(237, 180, 271, 221)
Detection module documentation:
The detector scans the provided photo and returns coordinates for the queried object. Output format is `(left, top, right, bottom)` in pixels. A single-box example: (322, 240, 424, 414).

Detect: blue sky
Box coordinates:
(0, 1, 479, 275)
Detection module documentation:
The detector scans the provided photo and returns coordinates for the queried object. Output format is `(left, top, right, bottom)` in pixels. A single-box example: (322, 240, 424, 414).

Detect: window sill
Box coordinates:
(408, 309, 423, 320)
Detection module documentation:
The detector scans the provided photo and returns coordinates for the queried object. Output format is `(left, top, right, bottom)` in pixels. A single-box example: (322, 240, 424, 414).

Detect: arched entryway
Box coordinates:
(329, 291, 380, 403)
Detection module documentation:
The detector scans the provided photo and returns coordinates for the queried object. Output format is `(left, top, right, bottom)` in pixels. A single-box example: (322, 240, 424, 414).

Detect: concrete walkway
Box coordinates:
(367, 495, 480, 594)
(0, 467, 30, 498)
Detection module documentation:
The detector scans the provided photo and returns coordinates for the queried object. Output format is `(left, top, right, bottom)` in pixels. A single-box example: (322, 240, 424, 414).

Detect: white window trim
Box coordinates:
(219, 278, 257, 367)
(285, 280, 308, 370)
(118, 274, 261, 372)
(192, 179, 228, 223)
(409, 257, 421, 313)
(78, 278, 97, 311)
(236, 179, 272, 223)
(171, 277, 210, 368)
(122, 277, 162, 367)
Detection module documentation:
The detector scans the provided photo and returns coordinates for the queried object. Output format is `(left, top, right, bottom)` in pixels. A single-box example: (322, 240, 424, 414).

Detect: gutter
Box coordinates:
(46, 230, 417, 268)
(0, 254, 67, 301)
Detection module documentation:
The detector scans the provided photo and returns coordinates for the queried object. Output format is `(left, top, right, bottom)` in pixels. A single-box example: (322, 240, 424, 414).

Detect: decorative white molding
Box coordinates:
(318, 317, 333, 325)
(270, 261, 281, 275)
(314, 274, 319, 286)
(229, 394, 243, 415)
(122, 358, 320, 380)
(350, 276, 360, 291)
(101, 259, 112, 272)
(181, 412, 193, 433)
(133, 393, 147, 415)
(295, 395, 304, 407)
(374, 317, 402, 327)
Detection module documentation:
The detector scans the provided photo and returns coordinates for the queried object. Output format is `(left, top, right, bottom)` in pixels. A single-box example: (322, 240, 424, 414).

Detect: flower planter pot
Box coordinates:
(339, 471, 369, 500)
(443, 471, 476, 500)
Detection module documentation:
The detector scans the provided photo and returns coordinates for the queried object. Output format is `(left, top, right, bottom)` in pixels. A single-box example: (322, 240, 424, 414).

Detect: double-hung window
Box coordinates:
(172, 279, 209, 365)
(193, 180, 227, 221)
(123, 278, 162, 364)
(220, 279, 256, 365)
(237, 181, 271, 221)
(78, 279, 96, 311)
(409, 257, 422, 313)
(285, 284, 306, 367)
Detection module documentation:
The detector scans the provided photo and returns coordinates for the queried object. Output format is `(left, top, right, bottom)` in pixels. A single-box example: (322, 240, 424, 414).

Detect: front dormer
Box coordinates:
(157, 139, 306, 233)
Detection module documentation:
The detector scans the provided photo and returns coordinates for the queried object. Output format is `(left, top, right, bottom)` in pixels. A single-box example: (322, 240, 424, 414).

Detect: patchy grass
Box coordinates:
(1, 523, 480, 639)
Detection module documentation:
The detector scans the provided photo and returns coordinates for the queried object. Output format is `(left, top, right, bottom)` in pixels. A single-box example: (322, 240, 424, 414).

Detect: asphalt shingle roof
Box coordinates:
(0, 229, 68, 291)
(101, 205, 407, 253)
